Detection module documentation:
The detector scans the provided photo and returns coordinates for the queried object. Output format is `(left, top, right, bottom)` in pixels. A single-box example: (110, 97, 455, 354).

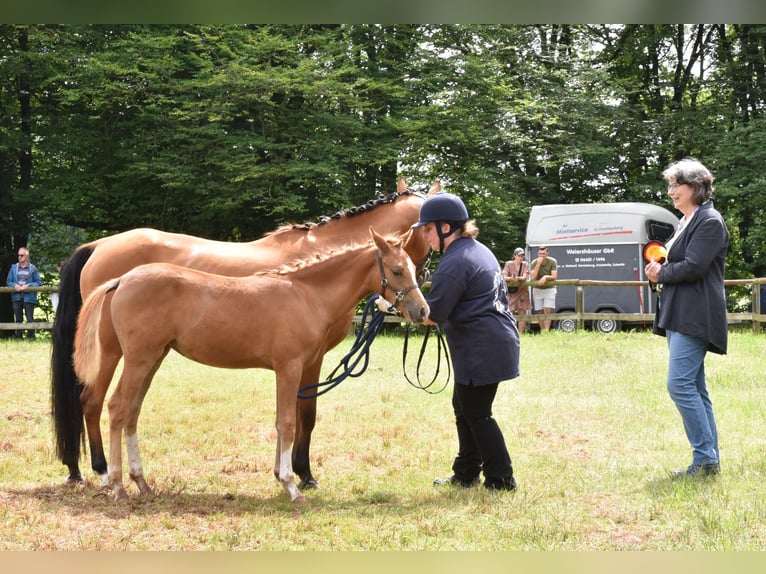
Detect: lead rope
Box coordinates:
(297, 292, 450, 399)
(402, 323, 451, 394)
(297, 294, 392, 399)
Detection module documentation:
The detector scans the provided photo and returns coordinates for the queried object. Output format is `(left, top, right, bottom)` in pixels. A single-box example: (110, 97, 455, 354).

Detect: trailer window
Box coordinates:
(646, 220, 675, 243)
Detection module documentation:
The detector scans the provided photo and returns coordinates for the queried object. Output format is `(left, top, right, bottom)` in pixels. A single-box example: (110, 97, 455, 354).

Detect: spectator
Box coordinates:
(644, 158, 728, 479)
(529, 246, 558, 332)
(6, 246, 42, 340)
(503, 247, 531, 333)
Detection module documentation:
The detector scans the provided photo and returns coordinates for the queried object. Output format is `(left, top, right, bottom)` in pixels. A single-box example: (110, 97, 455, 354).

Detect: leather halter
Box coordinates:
(376, 249, 419, 309)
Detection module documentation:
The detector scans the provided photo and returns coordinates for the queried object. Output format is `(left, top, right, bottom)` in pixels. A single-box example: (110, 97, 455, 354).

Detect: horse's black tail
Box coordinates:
(50, 245, 94, 470)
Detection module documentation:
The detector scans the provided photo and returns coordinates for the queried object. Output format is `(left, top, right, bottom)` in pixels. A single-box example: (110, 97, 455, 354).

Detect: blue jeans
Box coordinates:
(666, 330, 719, 465)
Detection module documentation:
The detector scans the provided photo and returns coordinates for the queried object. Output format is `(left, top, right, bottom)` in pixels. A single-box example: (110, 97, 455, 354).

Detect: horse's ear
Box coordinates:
(370, 226, 387, 251)
(397, 178, 407, 193)
(402, 228, 415, 250)
(427, 181, 441, 196)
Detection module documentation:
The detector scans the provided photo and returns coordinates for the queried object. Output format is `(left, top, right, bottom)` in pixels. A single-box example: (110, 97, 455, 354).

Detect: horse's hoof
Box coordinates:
(113, 486, 129, 502)
(298, 478, 319, 491)
(66, 474, 84, 484)
(135, 478, 153, 496)
(292, 492, 306, 504)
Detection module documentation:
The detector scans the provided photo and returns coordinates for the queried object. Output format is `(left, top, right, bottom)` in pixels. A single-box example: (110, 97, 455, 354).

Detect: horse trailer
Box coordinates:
(525, 202, 679, 333)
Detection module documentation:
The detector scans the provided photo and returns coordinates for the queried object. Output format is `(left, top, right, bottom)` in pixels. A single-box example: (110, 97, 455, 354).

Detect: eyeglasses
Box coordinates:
(18, 254, 26, 258)
(668, 183, 682, 190)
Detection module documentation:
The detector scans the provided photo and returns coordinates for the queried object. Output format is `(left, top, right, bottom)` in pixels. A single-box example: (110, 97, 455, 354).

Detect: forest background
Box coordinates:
(2, 24, 766, 325)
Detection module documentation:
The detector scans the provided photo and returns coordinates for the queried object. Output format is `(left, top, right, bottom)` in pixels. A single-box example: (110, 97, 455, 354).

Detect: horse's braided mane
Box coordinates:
(258, 234, 402, 277)
(267, 188, 423, 236)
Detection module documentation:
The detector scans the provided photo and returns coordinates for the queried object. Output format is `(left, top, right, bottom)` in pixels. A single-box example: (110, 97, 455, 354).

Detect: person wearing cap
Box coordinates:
(529, 245, 558, 332)
(503, 247, 531, 333)
(412, 191, 519, 491)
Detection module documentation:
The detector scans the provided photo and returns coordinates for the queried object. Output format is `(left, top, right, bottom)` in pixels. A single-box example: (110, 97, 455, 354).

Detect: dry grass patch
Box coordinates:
(1, 329, 766, 550)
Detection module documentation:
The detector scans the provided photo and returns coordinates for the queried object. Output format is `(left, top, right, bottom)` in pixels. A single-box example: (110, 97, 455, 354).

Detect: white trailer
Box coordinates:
(525, 202, 679, 333)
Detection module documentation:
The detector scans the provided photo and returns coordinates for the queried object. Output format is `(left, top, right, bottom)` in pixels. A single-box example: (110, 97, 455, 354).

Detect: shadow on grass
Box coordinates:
(644, 471, 722, 497)
(5, 477, 492, 519)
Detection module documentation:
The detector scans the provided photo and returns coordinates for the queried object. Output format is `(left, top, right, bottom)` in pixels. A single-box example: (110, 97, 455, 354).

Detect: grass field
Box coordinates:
(1, 328, 765, 551)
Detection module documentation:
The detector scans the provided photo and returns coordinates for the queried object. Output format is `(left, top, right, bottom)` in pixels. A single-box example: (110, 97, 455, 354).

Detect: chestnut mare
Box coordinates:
(52, 180, 436, 489)
(73, 228, 428, 502)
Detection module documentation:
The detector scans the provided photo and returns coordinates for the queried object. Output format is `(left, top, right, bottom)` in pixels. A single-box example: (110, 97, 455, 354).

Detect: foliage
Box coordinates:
(2, 24, 766, 276)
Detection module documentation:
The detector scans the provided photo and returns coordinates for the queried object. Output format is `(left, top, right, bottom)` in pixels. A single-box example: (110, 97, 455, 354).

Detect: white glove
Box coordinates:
(375, 296, 394, 313)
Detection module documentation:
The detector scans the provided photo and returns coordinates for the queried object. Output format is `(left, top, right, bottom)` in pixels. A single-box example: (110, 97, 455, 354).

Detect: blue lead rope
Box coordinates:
(297, 294, 391, 399)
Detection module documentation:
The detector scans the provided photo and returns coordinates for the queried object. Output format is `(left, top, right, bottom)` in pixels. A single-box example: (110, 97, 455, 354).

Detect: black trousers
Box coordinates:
(12, 300, 36, 339)
(451, 381, 514, 487)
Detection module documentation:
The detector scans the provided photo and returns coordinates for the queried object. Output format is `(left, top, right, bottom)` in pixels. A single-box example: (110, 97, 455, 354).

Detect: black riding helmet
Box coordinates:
(412, 192, 469, 252)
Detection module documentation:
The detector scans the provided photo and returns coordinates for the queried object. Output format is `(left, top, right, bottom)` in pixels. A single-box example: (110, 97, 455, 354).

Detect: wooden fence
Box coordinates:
(3, 279, 766, 334)
(0, 285, 57, 332)
(505, 277, 766, 334)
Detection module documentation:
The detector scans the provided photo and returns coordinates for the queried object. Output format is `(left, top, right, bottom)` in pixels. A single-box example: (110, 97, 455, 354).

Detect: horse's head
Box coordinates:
(394, 179, 440, 285)
(370, 227, 429, 324)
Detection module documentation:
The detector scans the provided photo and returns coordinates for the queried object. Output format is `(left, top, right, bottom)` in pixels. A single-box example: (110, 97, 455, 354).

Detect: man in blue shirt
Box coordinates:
(413, 192, 519, 491)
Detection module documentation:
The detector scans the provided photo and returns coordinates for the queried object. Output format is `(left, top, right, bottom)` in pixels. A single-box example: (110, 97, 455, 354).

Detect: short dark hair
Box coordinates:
(663, 158, 715, 205)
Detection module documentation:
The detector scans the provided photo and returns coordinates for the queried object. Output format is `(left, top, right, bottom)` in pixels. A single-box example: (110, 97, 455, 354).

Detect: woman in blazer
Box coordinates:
(645, 158, 729, 479)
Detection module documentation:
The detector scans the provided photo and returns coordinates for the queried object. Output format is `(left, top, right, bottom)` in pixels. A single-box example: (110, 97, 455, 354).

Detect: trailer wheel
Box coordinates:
(594, 317, 620, 334)
(557, 318, 577, 333)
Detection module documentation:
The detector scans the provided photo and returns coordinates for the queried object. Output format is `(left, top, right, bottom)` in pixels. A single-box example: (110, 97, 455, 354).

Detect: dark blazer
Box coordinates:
(653, 201, 729, 354)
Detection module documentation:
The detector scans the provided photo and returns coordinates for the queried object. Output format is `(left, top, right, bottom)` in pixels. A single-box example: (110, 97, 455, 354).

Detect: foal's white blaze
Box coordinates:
(406, 257, 417, 281)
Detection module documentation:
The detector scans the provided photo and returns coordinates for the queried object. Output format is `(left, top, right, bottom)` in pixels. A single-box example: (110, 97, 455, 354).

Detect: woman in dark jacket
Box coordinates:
(645, 158, 728, 479)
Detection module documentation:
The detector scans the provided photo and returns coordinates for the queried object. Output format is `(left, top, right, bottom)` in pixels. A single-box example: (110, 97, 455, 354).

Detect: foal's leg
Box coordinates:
(81, 331, 123, 486)
(274, 365, 305, 503)
(124, 357, 166, 497)
(106, 380, 130, 501)
(125, 427, 152, 496)
(106, 356, 165, 501)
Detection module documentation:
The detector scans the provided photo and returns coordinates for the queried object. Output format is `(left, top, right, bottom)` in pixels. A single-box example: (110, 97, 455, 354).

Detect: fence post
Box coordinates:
(575, 285, 585, 332)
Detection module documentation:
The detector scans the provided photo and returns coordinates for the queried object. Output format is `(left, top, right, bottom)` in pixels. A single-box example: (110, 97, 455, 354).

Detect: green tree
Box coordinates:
(4, 23, 766, 306)
(709, 25, 766, 279)
(1, 25, 54, 330)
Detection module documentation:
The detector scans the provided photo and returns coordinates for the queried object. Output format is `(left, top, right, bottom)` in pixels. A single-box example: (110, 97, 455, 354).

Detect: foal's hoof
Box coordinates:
(112, 486, 129, 502)
(292, 492, 306, 504)
(133, 476, 153, 496)
(66, 473, 84, 485)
